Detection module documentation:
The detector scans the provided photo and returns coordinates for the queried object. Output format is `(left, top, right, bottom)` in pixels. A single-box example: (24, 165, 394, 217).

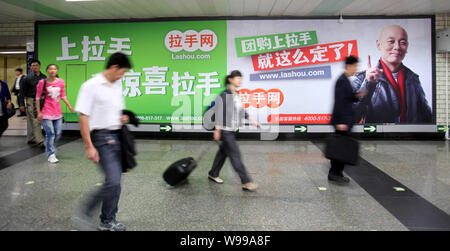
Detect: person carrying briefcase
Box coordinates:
(327, 56, 367, 184)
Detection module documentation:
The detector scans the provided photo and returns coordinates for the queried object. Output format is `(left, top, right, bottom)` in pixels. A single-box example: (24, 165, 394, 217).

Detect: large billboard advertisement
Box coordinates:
(38, 20, 227, 124)
(228, 18, 433, 125)
(37, 17, 434, 127)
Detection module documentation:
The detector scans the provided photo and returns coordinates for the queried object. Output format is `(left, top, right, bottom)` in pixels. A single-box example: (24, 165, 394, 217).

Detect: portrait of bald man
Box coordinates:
(352, 25, 432, 124)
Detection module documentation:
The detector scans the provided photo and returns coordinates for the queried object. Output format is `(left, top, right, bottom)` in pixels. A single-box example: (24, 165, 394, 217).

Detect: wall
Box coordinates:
(435, 14, 450, 130)
(0, 17, 449, 130)
(0, 22, 33, 37)
(0, 22, 31, 107)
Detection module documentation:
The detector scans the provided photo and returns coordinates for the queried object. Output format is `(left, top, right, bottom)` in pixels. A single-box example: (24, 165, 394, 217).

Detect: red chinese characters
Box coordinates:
(168, 34, 183, 49)
(165, 29, 218, 52)
(184, 34, 198, 48)
(200, 34, 214, 48)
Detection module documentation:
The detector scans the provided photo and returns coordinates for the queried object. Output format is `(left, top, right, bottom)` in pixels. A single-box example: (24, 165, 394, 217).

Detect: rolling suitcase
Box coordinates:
(163, 157, 198, 186)
(163, 143, 217, 186)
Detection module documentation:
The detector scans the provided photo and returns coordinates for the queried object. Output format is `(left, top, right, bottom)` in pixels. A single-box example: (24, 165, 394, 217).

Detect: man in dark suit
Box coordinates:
(21, 60, 46, 146)
(11, 68, 26, 117)
(329, 56, 367, 183)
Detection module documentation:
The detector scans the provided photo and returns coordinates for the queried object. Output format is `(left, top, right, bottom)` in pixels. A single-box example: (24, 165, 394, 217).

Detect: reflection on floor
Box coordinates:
(0, 135, 449, 231)
(2, 112, 27, 136)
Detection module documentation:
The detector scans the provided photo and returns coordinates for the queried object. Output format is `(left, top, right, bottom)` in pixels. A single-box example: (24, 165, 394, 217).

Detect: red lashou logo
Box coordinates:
(239, 88, 284, 109)
(165, 29, 217, 52)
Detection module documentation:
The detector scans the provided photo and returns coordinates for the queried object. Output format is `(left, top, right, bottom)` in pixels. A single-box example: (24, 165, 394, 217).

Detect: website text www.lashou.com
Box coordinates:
(257, 69, 326, 80)
(250, 66, 332, 81)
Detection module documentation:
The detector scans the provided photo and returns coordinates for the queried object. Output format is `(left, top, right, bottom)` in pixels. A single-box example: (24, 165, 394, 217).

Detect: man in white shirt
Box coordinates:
(74, 52, 131, 231)
(11, 68, 26, 116)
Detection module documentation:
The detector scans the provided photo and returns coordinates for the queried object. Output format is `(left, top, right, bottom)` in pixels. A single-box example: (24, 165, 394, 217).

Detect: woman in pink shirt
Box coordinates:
(36, 64, 74, 163)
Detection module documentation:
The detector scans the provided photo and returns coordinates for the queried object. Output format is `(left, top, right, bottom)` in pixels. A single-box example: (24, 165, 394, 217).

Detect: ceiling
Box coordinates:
(0, 0, 450, 23)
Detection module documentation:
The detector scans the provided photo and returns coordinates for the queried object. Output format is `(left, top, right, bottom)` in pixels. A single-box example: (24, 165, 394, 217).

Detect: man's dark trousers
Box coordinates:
(85, 129, 122, 224)
(329, 129, 352, 176)
(209, 130, 251, 184)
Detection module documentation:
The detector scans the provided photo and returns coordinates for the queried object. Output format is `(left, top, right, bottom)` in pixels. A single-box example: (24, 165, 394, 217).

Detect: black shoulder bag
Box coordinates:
(33, 79, 47, 117)
(40, 79, 47, 111)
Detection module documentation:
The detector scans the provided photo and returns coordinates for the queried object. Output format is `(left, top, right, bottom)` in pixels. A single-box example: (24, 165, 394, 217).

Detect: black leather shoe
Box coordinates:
(328, 174, 350, 184)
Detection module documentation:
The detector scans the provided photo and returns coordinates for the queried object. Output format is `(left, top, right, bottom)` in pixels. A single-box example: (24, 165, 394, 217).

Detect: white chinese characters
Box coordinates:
(56, 36, 132, 62)
(122, 68, 221, 98)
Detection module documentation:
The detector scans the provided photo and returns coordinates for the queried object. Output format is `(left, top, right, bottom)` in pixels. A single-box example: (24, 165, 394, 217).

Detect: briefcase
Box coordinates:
(324, 134, 359, 165)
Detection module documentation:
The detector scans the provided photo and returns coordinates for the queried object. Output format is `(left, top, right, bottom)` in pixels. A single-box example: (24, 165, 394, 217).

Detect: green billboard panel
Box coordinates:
(235, 30, 318, 57)
(37, 20, 227, 124)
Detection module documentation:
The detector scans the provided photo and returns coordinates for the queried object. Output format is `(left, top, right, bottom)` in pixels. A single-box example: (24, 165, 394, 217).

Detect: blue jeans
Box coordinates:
(84, 129, 122, 224)
(41, 119, 62, 158)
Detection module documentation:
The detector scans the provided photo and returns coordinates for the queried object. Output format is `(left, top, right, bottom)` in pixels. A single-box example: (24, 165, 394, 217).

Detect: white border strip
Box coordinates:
(62, 123, 441, 133)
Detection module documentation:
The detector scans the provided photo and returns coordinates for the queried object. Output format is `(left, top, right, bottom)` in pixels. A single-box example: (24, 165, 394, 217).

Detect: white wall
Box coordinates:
(435, 14, 450, 128)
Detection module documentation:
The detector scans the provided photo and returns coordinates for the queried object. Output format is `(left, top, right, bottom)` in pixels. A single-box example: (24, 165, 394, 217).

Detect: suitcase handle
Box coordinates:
(195, 141, 222, 163)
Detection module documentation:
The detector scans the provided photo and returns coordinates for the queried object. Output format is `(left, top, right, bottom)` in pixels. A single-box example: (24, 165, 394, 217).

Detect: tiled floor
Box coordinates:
(1, 134, 448, 231)
(2, 114, 27, 137)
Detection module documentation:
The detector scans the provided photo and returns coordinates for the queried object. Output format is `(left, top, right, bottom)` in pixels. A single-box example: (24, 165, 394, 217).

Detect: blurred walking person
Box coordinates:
(328, 56, 367, 183)
(73, 53, 131, 231)
(208, 70, 260, 191)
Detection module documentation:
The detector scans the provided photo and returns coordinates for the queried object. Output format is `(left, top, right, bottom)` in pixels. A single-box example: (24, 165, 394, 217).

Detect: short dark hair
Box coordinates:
(345, 56, 359, 65)
(105, 52, 132, 69)
(29, 59, 41, 66)
(15, 68, 23, 73)
(226, 70, 242, 85)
